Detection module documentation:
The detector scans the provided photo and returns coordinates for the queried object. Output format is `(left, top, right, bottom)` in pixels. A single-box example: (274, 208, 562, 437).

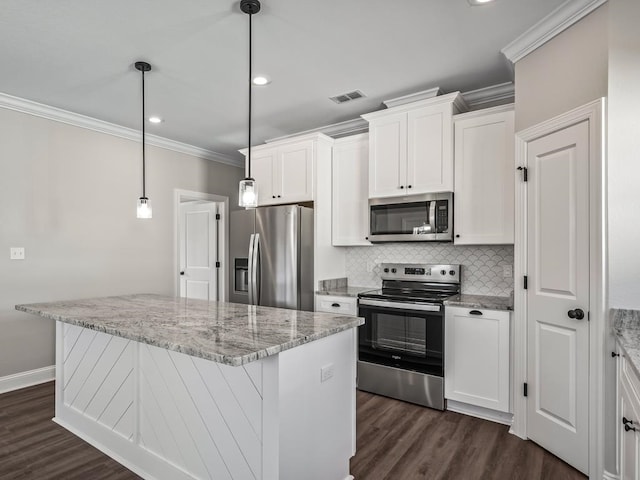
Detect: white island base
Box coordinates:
(54, 321, 357, 480)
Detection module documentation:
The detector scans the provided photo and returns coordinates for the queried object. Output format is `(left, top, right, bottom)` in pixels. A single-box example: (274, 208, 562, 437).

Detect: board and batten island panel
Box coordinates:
(16, 294, 362, 480)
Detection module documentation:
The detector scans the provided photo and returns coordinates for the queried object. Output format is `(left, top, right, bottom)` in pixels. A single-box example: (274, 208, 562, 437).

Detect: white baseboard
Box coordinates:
(446, 399, 513, 426)
(603, 470, 620, 480)
(0, 365, 55, 394)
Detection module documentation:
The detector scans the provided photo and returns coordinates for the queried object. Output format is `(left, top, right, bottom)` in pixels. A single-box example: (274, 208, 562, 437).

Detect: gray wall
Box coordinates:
(608, 0, 640, 309)
(514, 4, 608, 132)
(0, 107, 243, 377)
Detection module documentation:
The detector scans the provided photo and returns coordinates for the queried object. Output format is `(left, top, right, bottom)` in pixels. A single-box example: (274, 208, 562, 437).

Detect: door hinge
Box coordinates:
(524, 383, 528, 397)
(517, 166, 528, 182)
(523, 275, 528, 290)
(215, 261, 221, 268)
(215, 213, 221, 220)
(588, 311, 590, 321)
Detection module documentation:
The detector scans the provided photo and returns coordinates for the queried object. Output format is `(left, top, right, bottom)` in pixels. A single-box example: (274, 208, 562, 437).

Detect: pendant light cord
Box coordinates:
(141, 68, 146, 198)
(247, 11, 253, 179)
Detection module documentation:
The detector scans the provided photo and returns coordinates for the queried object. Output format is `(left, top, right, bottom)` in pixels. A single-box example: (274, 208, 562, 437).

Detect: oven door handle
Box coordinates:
(358, 299, 441, 312)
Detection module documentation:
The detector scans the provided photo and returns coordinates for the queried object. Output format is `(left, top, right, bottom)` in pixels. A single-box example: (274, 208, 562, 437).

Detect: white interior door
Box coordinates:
(179, 202, 218, 301)
(526, 120, 590, 474)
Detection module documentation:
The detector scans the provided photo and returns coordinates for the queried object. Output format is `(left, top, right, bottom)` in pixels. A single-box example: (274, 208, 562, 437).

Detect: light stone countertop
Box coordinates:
(443, 294, 513, 311)
(315, 286, 377, 298)
(612, 308, 640, 380)
(16, 294, 364, 367)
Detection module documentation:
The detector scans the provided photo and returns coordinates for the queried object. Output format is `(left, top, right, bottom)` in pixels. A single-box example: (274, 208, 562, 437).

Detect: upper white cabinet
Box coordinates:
(362, 92, 465, 199)
(453, 105, 515, 245)
(241, 136, 317, 206)
(445, 306, 511, 413)
(332, 134, 371, 246)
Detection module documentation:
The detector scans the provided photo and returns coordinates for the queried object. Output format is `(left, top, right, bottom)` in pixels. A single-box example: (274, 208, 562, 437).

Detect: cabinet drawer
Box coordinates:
(316, 295, 357, 316)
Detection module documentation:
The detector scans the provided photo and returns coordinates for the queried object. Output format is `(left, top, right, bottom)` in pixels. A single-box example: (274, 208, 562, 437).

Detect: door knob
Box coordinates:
(180, 271, 185, 276)
(567, 308, 585, 320)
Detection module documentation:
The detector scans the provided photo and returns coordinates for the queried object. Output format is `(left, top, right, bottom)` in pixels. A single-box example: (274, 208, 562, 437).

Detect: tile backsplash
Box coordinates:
(345, 244, 514, 296)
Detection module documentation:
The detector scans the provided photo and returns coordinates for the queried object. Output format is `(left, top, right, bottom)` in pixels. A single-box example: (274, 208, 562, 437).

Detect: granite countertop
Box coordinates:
(16, 294, 364, 367)
(316, 286, 377, 297)
(613, 308, 640, 379)
(443, 294, 513, 311)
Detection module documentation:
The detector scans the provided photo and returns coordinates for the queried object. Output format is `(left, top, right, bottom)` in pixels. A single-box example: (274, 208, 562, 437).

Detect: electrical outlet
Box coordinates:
(320, 364, 334, 383)
(10, 247, 25, 260)
(503, 264, 512, 278)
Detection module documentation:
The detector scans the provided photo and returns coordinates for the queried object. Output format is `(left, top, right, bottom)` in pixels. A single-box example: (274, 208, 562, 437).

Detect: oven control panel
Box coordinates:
(380, 263, 461, 283)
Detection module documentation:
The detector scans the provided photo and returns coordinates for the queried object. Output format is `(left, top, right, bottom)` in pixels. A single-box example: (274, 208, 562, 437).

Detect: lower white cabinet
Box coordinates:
(445, 306, 510, 412)
(618, 349, 640, 479)
(315, 295, 358, 317)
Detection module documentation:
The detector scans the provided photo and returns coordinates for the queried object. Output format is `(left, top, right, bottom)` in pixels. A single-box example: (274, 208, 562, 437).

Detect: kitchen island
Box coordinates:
(16, 294, 363, 480)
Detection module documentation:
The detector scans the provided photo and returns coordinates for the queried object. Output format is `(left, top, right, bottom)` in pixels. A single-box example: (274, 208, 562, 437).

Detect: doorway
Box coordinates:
(511, 99, 606, 477)
(174, 189, 229, 302)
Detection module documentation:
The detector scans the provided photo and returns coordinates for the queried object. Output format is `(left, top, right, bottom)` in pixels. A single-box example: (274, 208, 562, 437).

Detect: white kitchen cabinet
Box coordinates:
(332, 134, 371, 246)
(315, 294, 358, 317)
(241, 137, 315, 206)
(445, 306, 510, 412)
(618, 350, 640, 479)
(362, 92, 465, 199)
(453, 105, 515, 245)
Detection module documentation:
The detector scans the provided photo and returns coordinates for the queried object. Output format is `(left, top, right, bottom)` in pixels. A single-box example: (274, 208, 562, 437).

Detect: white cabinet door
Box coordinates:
(249, 148, 277, 206)
(332, 134, 371, 246)
(368, 112, 407, 198)
(454, 107, 515, 245)
(408, 104, 453, 193)
(244, 140, 314, 206)
(278, 141, 314, 203)
(445, 306, 510, 412)
(620, 375, 640, 480)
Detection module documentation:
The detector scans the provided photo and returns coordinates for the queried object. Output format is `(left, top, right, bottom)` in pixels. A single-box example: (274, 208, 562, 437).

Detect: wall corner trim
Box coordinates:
(501, 0, 608, 64)
(0, 91, 243, 168)
(0, 365, 55, 395)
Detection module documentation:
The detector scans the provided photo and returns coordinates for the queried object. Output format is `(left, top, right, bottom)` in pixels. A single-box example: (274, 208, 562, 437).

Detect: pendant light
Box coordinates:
(238, 0, 261, 208)
(135, 61, 153, 219)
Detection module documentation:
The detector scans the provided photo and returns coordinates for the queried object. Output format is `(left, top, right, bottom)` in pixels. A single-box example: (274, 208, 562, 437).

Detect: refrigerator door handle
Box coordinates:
(248, 234, 256, 305)
(254, 233, 261, 305)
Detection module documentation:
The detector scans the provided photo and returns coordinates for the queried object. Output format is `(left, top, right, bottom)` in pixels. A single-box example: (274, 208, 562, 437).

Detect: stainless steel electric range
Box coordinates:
(357, 263, 461, 410)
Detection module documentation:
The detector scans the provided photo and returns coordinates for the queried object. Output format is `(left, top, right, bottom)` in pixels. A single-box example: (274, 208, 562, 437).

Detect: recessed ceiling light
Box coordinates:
(252, 75, 271, 86)
(468, 0, 494, 5)
(148, 116, 162, 124)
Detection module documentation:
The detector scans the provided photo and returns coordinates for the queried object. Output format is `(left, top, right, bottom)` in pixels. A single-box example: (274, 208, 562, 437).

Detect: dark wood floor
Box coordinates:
(351, 391, 587, 480)
(0, 382, 586, 479)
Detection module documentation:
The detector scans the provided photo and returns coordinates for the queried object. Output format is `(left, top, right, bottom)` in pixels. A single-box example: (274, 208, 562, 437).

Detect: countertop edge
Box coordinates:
(443, 294, 513, 311)
(16, 304, 364, 367)
(612, 308, 640, 381)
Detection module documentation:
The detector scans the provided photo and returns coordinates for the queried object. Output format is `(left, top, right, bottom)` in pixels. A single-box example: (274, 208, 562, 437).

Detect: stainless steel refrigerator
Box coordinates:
(229, 205, 314, 311)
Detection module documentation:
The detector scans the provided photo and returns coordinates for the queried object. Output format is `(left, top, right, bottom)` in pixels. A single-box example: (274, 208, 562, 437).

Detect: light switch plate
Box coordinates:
(10, 247, 25, 260)
(320, 364, 334, 383)
(503, 264, 512, 278)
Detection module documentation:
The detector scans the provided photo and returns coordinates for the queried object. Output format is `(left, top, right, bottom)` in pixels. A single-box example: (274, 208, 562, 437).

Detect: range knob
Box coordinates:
(449, 270, 456, 276)
(440, 270, 446, 275)
(391, 268, 397, 273)
(383, 268, 389, 273)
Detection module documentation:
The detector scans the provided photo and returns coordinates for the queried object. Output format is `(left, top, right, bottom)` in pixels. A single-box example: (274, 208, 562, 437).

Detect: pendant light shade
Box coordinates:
(238, 0, 261, 209)
(135, 60, 153, 219)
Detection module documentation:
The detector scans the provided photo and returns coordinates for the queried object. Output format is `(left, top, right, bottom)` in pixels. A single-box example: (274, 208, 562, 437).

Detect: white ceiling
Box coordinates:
(0, 0, 566, 162)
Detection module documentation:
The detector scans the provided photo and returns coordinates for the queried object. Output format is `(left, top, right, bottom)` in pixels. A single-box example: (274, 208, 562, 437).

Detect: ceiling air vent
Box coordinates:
(330, 90, 366, 104)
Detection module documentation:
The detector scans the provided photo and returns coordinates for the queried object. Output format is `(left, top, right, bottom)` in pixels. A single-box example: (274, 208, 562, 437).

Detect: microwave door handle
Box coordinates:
(429, 201, 436, 232)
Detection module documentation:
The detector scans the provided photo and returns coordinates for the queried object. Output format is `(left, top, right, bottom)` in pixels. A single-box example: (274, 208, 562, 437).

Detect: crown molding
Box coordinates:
(265, 117, 369, 143)
(501, 0, 608, 64)
(461, 82, 515, 109)
(382, 87, 442, 109)
(0, 91, 243, 168)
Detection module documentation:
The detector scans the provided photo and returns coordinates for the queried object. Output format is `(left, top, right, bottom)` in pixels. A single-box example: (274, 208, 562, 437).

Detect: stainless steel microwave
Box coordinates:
(368, 192, 453, 242)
